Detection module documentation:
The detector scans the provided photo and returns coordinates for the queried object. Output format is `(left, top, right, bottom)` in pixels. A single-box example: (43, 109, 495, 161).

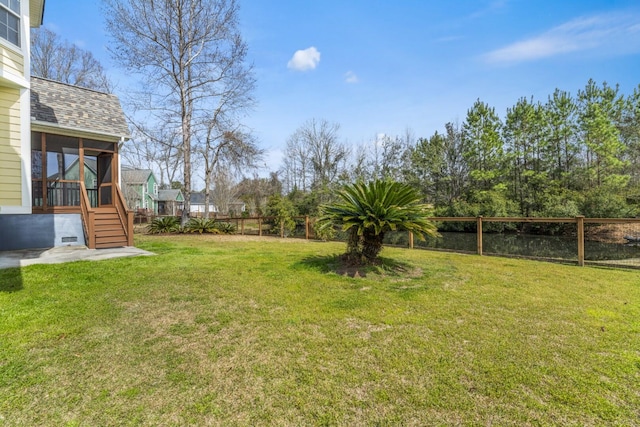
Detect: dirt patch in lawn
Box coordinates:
(332, 254, 422, 279)
(139, 231, 309, 243)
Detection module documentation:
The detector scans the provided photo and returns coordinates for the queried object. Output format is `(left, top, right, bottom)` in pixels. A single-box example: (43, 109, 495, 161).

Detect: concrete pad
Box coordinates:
(0, 245, 154, 269)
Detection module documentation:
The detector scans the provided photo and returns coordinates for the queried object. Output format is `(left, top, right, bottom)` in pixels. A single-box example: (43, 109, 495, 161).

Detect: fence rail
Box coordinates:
(415, 216, 640, 268)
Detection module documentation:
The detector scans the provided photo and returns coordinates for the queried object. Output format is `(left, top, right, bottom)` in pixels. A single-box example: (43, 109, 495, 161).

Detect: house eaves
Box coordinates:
(31, 0, 45, 27)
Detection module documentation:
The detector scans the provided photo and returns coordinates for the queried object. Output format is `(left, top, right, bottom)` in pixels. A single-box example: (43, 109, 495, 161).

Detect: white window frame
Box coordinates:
(0, 0, 20, 47)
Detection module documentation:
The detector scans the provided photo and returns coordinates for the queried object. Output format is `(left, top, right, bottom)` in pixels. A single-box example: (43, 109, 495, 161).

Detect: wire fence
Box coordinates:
(138, 214, 640, 269)
(388, 217, 640, 269)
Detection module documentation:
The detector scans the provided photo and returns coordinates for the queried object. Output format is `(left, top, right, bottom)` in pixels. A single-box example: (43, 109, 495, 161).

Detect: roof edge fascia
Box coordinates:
(31, 120, 131, 142)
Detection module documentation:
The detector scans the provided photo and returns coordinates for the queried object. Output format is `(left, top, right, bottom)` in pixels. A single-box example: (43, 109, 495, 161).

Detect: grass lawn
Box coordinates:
(1, 235, 639, 426)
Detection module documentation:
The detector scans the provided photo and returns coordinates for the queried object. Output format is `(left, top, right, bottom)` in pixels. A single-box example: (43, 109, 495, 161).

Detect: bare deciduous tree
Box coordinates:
(236, 173, 282, 215)
(31, 27, 112, 92)
(197, 127, 261, 217)
(210, 166, 237, 216)
(121, 123, 183, 189)
(281, 119, 349, 195)
(104, 0, 256, 224)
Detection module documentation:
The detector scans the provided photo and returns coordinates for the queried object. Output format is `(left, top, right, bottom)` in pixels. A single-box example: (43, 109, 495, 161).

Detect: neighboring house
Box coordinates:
(190, 192, 217, 216)
(121, 167, 158, 214)
(157, 189, 184, 216)
(0, 0, 133, 250)
(188, 193, 246, 217)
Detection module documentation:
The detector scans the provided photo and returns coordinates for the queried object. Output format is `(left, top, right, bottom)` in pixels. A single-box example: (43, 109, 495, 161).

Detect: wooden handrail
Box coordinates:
(112, 188, 127, 231)
(114, 185, 134, 246)
(79, 181, 96, 249)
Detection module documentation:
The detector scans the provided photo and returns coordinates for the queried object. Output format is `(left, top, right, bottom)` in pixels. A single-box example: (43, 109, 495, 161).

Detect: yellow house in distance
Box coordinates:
(0, 1, 133, 251)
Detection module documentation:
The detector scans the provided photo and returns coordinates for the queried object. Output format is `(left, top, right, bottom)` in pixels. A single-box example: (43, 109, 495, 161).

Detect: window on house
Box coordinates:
(0, 0, 20, 47)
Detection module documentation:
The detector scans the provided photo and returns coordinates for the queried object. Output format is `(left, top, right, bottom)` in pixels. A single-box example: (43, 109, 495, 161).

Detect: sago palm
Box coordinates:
(317, 180, 437, 263)
(147, 216, 181, 234)
(184, 218, 220, 234)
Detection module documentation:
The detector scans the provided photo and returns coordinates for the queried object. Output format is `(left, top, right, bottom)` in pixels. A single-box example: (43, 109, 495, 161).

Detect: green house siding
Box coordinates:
(144, 173, 158, 213)
(122, 169, 159, 214)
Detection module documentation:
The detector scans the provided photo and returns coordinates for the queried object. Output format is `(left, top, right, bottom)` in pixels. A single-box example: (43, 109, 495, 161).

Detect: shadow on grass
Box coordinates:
(0, 268, 23, 292)
(295, 254, 416, 278)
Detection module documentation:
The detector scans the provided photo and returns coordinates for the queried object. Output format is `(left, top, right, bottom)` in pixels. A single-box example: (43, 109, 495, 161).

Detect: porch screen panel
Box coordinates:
(100, 185, 113, 206)
(45, 135, 81, 207)
(98, 154, 113, 205)
(84, 155, 99, 207)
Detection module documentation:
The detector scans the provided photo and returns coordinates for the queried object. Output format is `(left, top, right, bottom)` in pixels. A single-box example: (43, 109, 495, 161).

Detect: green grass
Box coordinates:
(1, 235, 639, 426)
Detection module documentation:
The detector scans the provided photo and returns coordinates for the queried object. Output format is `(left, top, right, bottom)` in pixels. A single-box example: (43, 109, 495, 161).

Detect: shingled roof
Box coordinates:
(30, 77, 130, 141)
(121, 168, 154, 185)
(158, 189, 183, 202)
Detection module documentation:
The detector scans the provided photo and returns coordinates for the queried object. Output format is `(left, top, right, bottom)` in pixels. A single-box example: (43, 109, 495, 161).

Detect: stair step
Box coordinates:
(95, 229, 127, 238)
(95, 221, 122, 226)
(96, 235, 128, 244)
(95, 242, 127, 249)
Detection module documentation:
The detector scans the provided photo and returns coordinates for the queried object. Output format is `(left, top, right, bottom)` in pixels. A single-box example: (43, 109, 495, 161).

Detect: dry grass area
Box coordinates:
(1, 235, 639, 426)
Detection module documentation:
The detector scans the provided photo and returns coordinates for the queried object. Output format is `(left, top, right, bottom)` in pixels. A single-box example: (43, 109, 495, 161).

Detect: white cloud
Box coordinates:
(484, 11, 640, 65)
(344, 71, 359, 84)
(287, 47, 321, 71)
(468, 0, 510, 20)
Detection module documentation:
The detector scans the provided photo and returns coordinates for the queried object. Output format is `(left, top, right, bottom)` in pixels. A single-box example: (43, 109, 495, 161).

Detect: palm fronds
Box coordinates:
(317, 180, 437, 263)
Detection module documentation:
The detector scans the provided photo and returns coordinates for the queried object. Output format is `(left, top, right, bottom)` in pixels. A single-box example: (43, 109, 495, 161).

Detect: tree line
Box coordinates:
(279, 80, 640, 223)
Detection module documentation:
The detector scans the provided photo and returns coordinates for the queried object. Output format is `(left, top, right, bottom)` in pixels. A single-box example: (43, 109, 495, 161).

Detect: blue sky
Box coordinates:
(42, 0, 640, 173)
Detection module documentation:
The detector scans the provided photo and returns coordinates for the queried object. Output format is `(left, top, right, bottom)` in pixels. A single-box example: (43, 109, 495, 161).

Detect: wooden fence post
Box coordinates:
(241, 218, 245, 235)
(305, 216, 310, 240)
(409, 231, 414, 249)
(477, 216, 483, 256)
(258, 217, 262, 237)
(576, 216, 585, 266)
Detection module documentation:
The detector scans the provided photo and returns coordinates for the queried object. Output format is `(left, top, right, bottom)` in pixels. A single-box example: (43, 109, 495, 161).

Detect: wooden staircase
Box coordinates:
(94, 207, 129, 248)
(79, 182, 134, 249)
